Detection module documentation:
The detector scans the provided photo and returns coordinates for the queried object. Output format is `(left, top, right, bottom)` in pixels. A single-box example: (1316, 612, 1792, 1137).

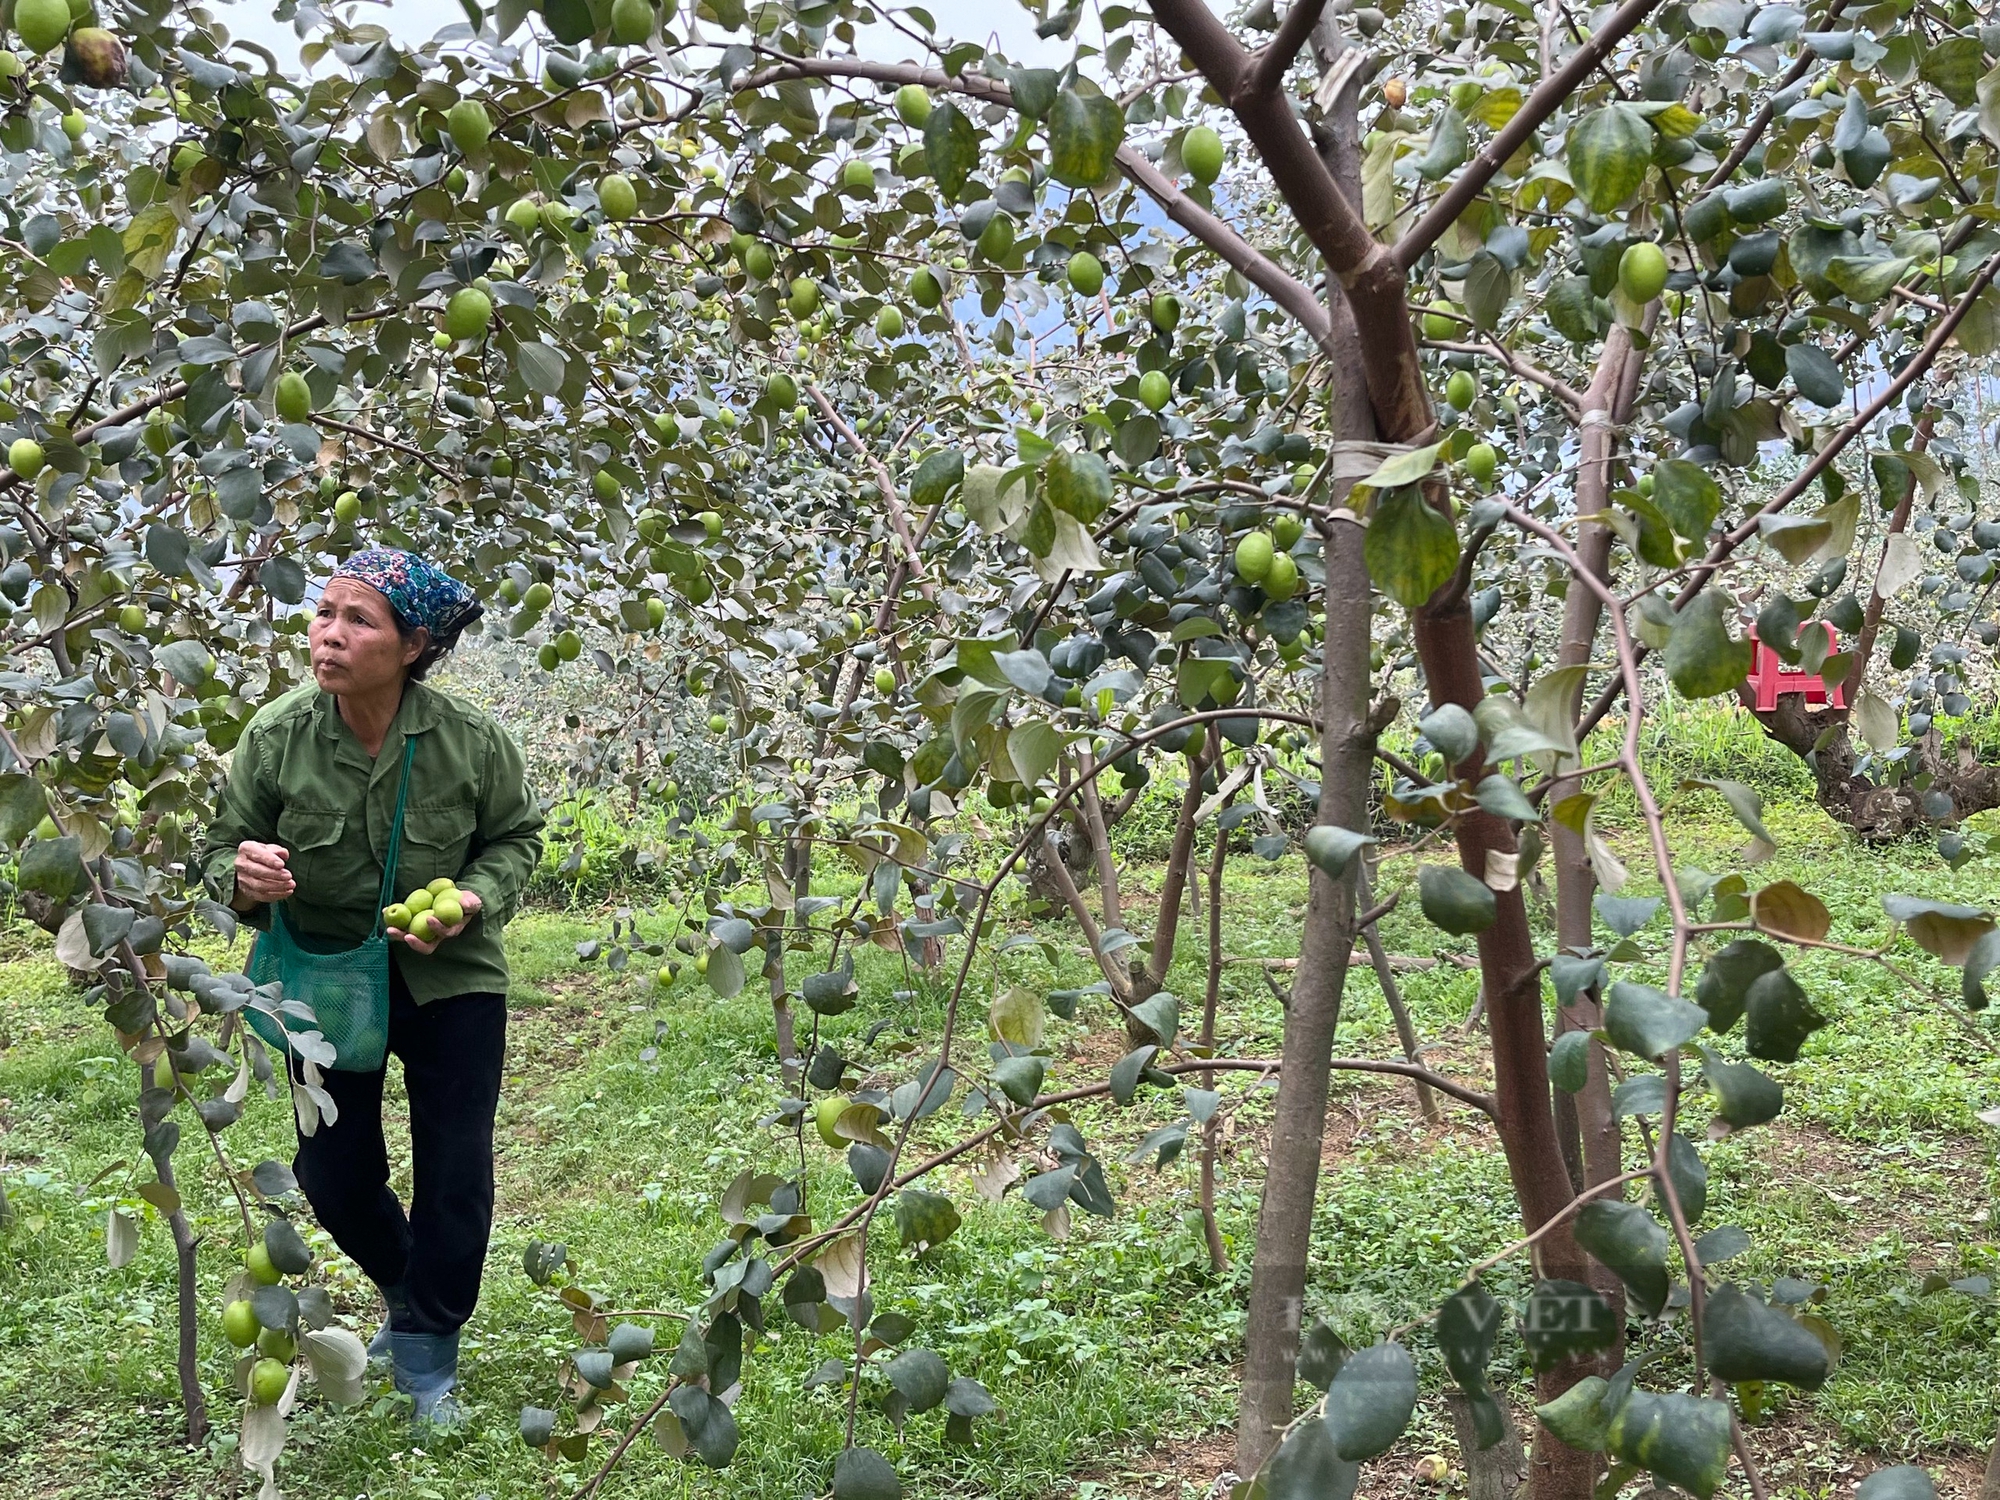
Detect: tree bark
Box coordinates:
(1546, 322, 1648, 1370)
(1355, 858, 1439, 1125)
(1235, 502, 1373, 1476)
(138, 1066, 208, 1448)
(1232, 23, 1377, 1474)
(1200, 797, 1232, 1274)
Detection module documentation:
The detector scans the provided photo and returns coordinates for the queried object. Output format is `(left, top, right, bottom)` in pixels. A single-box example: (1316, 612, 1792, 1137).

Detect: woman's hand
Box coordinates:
(397, 889, 482, 954)
(233, 841, 295, 908)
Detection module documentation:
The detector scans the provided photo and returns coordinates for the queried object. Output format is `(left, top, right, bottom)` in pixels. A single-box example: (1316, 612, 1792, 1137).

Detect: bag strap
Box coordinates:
(371, 734, 419, 934)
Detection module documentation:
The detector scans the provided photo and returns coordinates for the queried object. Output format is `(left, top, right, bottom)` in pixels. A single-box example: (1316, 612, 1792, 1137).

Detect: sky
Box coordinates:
(216, 0, 1106, 73)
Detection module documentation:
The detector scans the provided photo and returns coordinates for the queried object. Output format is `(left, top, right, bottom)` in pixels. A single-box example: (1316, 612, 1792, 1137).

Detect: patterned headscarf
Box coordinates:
(331, 548, 482, 641)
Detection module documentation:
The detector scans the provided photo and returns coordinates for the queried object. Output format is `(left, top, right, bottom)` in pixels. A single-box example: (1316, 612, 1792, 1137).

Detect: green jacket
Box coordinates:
(199, 681, 544, 1004)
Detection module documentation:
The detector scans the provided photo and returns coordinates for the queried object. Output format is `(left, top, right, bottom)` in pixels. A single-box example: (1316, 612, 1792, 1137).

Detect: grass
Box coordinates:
(1, 706, 1997, 1499)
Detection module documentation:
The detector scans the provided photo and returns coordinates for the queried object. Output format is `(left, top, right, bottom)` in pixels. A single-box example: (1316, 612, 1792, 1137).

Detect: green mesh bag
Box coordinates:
(244, 736, 415, 1072)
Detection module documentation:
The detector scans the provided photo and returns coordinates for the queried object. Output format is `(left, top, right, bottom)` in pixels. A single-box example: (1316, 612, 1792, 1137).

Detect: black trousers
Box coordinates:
(289, 963, 507, 1337)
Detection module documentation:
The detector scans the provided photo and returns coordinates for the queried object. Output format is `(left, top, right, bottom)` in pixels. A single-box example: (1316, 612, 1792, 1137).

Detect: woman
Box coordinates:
(200, 548, 543, 1429)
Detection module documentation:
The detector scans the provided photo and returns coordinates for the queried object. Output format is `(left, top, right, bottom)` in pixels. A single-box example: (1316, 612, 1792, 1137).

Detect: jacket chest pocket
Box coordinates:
(398, 804, 477, 893)
(275, 807, 363, 903)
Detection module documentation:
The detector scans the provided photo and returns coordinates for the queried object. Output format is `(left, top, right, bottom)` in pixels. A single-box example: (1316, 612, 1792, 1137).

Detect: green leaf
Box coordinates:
(1047, 88, 1125, 188)
(17, 836, 83, 901)
(1744, 965, 1826, 1063)
(1045, 446, 1112, 523)
(1574, 1199, 1670, 1316)
(1322, 1342, 1417, 1461)
(1881, 894, 1995, 964)
(1665, 592, 1753, 700)
(1786, 342, 1845, 406)
(1420, 703, 1479, 762)
(1414, 104, 1468, 180)
(1296, 1320, 1348, 1392)
(1921, 35, 1983, 104)
(1535, 1374, 1614, 1451)
(1461, 250, 1512, 331)
(1824, 254, 1911, 304)
(1417, 864, 1497, 936)
(1005, 721, 1062, 791)
(515, 341, 566, 396)
(1519, 1279, 1618, 1371)
(1126, 990, 1179, 1048)
(703, 942, 745, 999)
(1594, 895, 1659, 938)
(1303, 825, 1375, 879)
(1436, 1282, 1503, 1391)
(520, 1404, 557, 1447)
(1474, 775, 1537, 822)
(1963, 926, 2000, 1010)
(668, 1384, 740, 1468)
(1365, 486, 1459, 607)
(1358, 441, 1445, 491)
(1546, 276, 1600, 343)
(988, 985, 1045, 1047)
(1666, 1131, 1707, 1224)
(910, 450, 965, 508)
(264, 1217, 313, 1275)
(886, 1347, 950, 1412)
(1705, 1284, 1832, 1389)
(607, 1322, 653, 1363)
(1759, 511, 1836, 566)
(0, 774, 48, 845)
(1549, 1030, 1591, 1093)
(1680, 778, 1776, 858)
(991, 1053, 1045, 1106)
(1567, 103, 1652, 212)
(1694, 938, 1780, 1033)
(1857, 1469, 1938, 1500)
(1263, 1417, 1360, 1500)
(1650, 459, 1721, 542)
(924, 101, 980, 197)
(893, 1188, 961, 1251)
(1602, 980, 1708, 1060)
(1607, 1391, 1732, 1499)
(1701, 1047, 1785, 1129)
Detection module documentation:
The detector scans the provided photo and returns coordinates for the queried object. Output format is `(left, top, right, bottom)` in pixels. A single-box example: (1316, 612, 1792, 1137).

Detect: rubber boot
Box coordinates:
(365, 1281, 409, 1374)
(389, 1328, 466, 1433)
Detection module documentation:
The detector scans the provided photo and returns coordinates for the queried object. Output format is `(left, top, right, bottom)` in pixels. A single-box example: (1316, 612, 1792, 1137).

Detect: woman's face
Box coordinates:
(309, 578, 426, 697)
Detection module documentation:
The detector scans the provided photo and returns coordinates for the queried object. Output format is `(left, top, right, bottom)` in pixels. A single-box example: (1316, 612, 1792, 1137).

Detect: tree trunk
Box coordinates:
(1446, 1387, 1527, 1500)
(1981, 1428, 2000, 1500)
(1234, 494, 1373, 1476)
(139, 1066, 208, 1447)
(1200, 796, 1232, 1274)
(1546, 323, 1648, 1380)
(1234, 29, 1373, 1471)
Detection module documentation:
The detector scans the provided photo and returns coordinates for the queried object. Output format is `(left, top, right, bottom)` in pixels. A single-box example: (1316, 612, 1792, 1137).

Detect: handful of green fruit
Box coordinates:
(383, 878, 472, 943)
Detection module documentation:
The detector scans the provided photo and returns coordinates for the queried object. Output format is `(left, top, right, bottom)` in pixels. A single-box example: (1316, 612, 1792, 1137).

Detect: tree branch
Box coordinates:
(1423, 336, 1585, 412)
(741, 55, 1338, 358)
(1573, 247, 2000, 743)
(1394, 0, 1665, 269)
(1246, 0, 1331, 96)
